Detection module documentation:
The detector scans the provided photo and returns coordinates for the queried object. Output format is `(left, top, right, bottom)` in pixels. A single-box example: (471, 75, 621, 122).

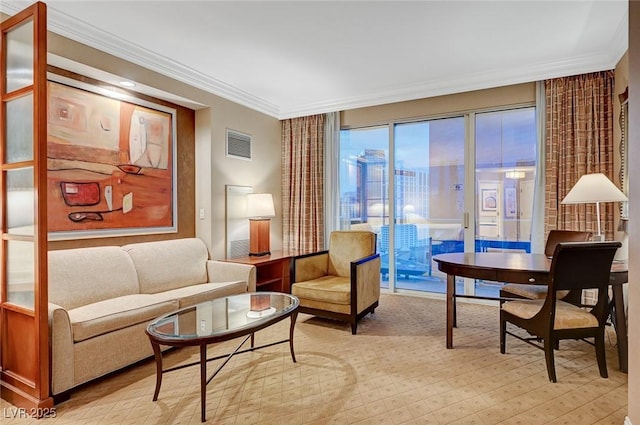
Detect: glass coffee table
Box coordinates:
(146, 292, 299, 422)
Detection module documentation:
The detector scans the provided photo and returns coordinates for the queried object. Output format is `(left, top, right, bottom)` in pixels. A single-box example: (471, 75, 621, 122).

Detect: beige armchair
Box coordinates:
(291, 231, 380, 334)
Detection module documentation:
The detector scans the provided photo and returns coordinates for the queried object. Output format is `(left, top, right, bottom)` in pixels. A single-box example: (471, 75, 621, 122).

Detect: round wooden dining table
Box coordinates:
(433, 252, 629, 372)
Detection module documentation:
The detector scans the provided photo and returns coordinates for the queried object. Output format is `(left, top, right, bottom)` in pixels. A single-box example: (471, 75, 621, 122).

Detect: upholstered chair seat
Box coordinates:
(502, 299, 599, 329)
(291, 231, 380, 334)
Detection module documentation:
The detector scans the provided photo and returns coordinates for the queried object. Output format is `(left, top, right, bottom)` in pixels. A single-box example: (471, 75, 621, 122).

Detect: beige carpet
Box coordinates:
(1, 294, 628, 424)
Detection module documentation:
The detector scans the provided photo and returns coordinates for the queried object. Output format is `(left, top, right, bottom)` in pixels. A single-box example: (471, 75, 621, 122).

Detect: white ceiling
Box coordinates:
(1, 0, 629, 119)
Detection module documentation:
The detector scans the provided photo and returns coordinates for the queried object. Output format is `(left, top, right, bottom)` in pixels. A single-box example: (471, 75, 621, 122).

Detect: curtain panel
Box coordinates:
(281, 114, 325, 252)
(544, 71, 616, 239)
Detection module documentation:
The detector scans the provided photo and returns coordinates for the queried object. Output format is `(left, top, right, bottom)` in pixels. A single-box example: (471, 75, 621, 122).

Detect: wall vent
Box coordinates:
(229, 239, 250, 258)
(226, 129, 252, 160)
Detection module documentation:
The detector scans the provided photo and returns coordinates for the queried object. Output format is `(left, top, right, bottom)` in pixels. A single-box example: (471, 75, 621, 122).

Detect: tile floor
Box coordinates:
(1, 294, 628, 424)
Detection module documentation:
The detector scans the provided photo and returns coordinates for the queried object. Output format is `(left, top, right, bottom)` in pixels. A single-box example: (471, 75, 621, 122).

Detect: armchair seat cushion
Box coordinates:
(502, 299, 598, 329)
(292, 276, 351, 305)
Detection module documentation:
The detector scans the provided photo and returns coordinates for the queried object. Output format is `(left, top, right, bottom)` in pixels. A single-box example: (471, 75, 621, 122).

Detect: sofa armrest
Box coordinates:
(292, 251, 329, 283)
(49, 303, 75, 396)
(207, 260, 257, 292)
(351, 253, 381, 314)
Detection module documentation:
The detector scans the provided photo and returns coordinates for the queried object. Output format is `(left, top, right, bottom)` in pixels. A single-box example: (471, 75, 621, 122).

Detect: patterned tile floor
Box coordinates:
(1, 294, 628, 424)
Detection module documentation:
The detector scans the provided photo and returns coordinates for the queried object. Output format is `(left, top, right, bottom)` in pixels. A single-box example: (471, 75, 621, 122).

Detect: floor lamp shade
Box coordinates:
(561, 173, 628, 240)
(246, 194, 275, 256)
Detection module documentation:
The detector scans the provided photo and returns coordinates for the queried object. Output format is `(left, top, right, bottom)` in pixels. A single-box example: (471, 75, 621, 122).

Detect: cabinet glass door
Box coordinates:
(1, 1, 52, 408)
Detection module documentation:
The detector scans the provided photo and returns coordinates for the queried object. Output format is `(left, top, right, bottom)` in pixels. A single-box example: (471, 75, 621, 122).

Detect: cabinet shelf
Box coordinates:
(223, 250, 294, 293)
(257, 277, 282, 287)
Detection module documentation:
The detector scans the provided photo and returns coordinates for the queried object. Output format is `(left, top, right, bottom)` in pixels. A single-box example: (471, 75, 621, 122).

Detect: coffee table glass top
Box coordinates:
(147, 292, 299, 340)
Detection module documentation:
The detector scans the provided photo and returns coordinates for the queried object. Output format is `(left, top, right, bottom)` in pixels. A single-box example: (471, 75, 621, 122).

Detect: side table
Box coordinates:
(224, 250, 296, 292)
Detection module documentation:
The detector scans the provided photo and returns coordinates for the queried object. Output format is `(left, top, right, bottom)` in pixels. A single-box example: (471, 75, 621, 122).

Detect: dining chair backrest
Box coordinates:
(544, 230, 592, 257)
(548, 241, 620, 294)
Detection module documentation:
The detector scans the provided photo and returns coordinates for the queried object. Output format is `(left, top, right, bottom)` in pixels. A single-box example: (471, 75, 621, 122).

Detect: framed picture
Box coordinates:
(505, 187, 517, 218)
(481, 189, 498, 212)
(47, 74, 177, 240)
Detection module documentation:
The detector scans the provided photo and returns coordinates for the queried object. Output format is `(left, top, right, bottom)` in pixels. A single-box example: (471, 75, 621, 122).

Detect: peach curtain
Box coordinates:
(544, 71, 615, 239)
(281, 114, 325, 252)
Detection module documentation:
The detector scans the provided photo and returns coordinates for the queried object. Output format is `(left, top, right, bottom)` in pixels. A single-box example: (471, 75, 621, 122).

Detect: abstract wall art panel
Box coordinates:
(47, 77, 177, 239)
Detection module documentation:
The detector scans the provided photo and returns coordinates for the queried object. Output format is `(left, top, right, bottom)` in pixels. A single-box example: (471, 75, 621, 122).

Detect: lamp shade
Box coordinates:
(561, 173, 628, 204)
(246, 193, 275, 218)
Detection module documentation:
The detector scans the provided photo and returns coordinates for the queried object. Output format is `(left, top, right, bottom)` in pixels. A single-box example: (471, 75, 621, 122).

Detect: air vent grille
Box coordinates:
(229, 239, 250, 258)
(226, 129, 252, 160)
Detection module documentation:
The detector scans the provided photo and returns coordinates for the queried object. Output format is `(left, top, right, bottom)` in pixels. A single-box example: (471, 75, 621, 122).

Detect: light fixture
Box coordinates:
(119, 81, 136, 87)
(246, 193, 275, 256)
(505, 170, 525, 179)
(561, 173, 628, 241)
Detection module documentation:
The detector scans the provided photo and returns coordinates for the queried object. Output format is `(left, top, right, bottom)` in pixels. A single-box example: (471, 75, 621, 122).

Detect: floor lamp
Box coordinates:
(246, 193, 275, 256)
(561, 173, 628, 241)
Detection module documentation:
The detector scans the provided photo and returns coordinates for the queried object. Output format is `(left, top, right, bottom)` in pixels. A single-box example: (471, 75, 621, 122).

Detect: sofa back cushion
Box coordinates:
(123, 238, 209, 294)
(49, 246, 140, 310)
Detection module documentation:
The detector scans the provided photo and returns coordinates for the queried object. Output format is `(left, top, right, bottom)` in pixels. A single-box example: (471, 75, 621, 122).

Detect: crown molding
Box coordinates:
(2, 1, 629, 120)
(48, 7, 280, 117)
(278, 50, 622, 119)
(608, 8, 630, 65)
(1, 1, 280, 117)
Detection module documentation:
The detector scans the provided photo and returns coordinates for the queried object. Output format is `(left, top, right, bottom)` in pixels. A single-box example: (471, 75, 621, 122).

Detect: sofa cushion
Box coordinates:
(49, 246, 140, 310)
(68, 295, 179, 342)
(123, 238, 209, 294)
(291, 276, 351, 305)
(152, 281, 247, 308)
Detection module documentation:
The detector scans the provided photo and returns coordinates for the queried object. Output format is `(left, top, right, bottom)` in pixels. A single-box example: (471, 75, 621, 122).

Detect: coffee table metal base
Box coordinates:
(149, 311, 298, 422)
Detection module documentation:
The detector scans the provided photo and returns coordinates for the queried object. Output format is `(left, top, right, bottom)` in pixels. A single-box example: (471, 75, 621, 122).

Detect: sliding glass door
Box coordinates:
(474, 108, 537, 297)
(392, 118, 465, 292)
(338, 106, 537, 296)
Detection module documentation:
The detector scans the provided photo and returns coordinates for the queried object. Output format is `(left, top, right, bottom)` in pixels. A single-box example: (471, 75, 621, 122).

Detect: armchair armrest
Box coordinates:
(292, 251, 329, 283)
(207, 260, 257, 292)
(351, 253, 381, 314)
(49, 302, 74, 395)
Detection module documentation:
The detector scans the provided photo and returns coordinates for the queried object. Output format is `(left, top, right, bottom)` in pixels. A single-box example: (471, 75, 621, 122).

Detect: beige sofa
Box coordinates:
(48, 238, 256, 398)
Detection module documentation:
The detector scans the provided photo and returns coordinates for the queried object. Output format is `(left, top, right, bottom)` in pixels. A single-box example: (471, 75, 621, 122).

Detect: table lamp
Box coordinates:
(561, 173, 628, 241)
(246, 193, 275, 256)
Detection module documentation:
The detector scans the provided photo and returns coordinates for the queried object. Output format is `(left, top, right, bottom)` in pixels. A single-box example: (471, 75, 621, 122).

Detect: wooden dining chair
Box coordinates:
(499, 230, 591, 301)
(500, 241, 620, 382)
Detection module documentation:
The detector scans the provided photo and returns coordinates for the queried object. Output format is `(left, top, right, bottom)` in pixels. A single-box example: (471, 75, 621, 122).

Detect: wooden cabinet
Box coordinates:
(224, 251, 293, 293)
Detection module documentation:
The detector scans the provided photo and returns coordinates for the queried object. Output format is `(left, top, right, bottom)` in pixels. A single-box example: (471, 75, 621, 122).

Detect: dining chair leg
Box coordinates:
(544, 339, 557, 383)
(595, 331, 608, 378)
(499, 317, 506, 354)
